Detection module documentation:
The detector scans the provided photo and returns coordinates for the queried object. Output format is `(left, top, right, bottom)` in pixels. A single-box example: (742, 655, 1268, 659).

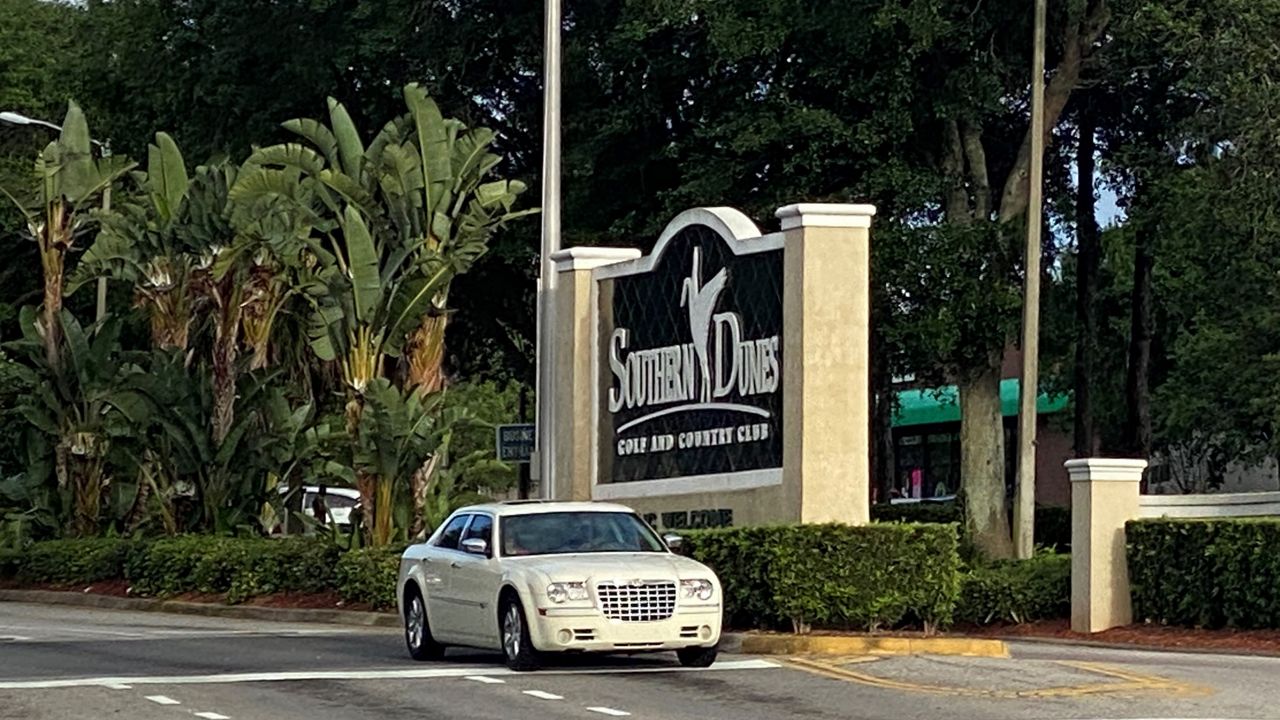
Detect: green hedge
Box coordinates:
(0, 548, 23, 579)
(871, 502, 1072, 553)
(956, 552, 1070, 625)
(686, 523, 961, 632)
(17, 538, 134, 585)
(1128, 518, 1280, 629)
(125, 536, 341, 602)
(336, 546, 403, 610)
(10, 536, 390, 606)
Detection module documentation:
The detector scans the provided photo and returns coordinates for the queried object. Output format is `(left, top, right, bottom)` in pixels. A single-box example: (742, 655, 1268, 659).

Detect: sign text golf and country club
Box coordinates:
(495, 424, 535, 463)
(597, 222, 784, 483)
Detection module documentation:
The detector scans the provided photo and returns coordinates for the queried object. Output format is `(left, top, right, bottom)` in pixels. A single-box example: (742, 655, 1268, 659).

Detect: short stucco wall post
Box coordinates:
(1067, 458, 1147, 633)
(777, 203, 875, 525)
(549, 247, 641, 501)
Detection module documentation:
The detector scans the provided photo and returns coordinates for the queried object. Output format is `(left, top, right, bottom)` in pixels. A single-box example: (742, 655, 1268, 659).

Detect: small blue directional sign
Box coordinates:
(495, 424, 535, 463)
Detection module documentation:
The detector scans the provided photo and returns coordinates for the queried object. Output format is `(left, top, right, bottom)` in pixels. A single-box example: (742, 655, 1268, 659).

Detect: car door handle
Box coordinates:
(450, 561, 462, 569)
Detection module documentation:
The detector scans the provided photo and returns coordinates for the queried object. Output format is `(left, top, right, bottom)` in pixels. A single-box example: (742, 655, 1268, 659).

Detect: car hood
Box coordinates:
(503, 553, 713, 584)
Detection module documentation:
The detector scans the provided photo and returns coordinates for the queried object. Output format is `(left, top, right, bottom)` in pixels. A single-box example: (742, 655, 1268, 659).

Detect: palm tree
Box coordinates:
(255, 84, 535, 393)
(244, 86, 533, 544)
(0, 102, 134, 371)
(73, 132, 196, 351)
(225, 155, 329, 373)
(6, 309, 152, 537)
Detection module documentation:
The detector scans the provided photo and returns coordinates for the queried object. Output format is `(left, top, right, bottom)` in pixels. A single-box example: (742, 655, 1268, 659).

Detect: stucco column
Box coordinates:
(1067, 458, 1147, 633)
(549, 247, 642, 501)
(777, 203, 875, 525)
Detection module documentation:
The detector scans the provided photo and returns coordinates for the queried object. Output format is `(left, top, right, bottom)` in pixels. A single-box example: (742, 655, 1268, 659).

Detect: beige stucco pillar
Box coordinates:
(549, 247, 642, 502)
(777, 203, 875, 525)
(1068, 458, 1147, 633)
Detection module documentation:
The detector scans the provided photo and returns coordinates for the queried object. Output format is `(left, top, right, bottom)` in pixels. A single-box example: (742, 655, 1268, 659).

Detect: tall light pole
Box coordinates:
(534, 0, 563, 499)
(0, 110, 111, 323)
(1015, 0, 1047, 559)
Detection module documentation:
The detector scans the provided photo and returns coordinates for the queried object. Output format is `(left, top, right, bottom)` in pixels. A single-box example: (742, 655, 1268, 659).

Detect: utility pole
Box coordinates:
(98, 143, 112, 323)
(1015, 0, 1047, 559)
(533, 0, 562, 500)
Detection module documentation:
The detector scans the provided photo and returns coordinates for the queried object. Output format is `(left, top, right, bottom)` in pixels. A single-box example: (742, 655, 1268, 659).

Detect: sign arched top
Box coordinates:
(594, 207, 781, 281)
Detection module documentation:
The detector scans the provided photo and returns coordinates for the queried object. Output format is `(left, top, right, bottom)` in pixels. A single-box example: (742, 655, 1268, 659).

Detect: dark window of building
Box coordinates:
(892, 428, 961, 499)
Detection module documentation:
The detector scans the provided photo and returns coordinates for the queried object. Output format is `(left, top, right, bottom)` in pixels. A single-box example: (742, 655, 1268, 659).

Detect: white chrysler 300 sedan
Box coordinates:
(396, 501, 723, 670)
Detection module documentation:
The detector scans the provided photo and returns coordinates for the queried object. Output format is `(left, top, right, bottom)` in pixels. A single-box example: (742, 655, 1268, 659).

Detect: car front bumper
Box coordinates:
(526, 603, 722, 653)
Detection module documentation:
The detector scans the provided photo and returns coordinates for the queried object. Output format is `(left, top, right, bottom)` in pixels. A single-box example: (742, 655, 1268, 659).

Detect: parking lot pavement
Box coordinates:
(3, 601, 1280, 720)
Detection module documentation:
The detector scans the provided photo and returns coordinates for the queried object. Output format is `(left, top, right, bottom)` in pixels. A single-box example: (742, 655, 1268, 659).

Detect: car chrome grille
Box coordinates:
(596, 581, 677, 622)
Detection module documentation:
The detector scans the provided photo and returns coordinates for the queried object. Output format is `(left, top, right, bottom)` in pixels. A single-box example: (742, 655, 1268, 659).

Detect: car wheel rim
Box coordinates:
(502, 604, 521, 659)
(407, 596, 424, 649)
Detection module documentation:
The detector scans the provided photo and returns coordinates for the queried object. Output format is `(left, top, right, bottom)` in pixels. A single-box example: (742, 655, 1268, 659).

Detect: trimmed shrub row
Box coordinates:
(5, 525, 1074, 624)
(956, 552, 1070, 625)
(7, 536, 384, 606)
(17, 538, 135, 586)
(125, 536, 341, 603)
(872, 502, 1073, 553)
(336, 546, 404, 610)
(1128, 518, 1280, 629)
(686, 523, 962, 632)
(0, 548, 20, 579)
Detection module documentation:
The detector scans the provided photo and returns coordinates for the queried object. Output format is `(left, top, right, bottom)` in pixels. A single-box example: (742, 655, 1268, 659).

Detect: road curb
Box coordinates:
(724, 632, 1010, 658)
(0, 589, 400, 628)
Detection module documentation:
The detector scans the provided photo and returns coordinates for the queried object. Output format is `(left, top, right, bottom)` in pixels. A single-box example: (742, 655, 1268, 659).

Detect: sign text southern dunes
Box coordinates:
(607, 319, 780, 412)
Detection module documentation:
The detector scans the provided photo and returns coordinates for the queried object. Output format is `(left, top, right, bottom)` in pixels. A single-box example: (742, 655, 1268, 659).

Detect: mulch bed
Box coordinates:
(960, 618, 1280, 655)
(731, 620, 1280, 655)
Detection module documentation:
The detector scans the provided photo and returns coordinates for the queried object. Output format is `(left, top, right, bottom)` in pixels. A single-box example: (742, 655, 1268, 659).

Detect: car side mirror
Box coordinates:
(663, 533, 684, 552)
(461, 538, 489, 556)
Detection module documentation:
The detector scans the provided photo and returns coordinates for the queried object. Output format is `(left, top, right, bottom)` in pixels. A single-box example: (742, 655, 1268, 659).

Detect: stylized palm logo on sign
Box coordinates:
(680, 247, 728, 404)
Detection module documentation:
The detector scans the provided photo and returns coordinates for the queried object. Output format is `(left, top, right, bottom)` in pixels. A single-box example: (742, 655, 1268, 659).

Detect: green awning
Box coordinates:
(893, 379, 1069, 428)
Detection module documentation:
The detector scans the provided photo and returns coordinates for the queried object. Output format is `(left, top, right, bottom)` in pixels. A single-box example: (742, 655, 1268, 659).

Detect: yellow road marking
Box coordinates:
(783, 656, 1212, 699)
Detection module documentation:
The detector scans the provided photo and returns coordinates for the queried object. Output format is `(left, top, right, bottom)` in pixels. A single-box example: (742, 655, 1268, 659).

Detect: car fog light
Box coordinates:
(700, 625, 713, 640)
(557, 629, 573, 644)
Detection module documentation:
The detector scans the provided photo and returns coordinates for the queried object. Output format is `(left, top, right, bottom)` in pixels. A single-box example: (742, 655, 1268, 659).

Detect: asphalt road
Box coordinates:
(2, 601, 1277, 720)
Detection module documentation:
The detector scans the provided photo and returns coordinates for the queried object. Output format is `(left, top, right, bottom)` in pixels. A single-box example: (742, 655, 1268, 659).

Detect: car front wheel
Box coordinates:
(404, 588, 446, 661)
(677, 644, 718, 668)
(500, 595, 540, 671)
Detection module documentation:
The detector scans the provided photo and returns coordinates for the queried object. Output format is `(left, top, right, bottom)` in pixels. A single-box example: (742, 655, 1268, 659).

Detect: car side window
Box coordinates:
(462, 514, 493, 546)
(435, 514, 471, 550)
(327, 495, 357, 509)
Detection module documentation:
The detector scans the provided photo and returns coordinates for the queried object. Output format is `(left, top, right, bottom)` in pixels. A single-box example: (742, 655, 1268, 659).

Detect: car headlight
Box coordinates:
(681, 579, 714, 601)
(546, 582, 590, 604)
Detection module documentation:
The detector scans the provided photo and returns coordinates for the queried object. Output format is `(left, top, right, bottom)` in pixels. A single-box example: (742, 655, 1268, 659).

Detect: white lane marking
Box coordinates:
(104, 683, 132, 690)
(587, 708, 631, 717)
(523, 690, 564, 700)
(465, 675, 505, 684)
(194, 713, 231, 720)
(0, 658, 779, 690)
(0, 636, 32, 642)
(145, 695, 181, 705)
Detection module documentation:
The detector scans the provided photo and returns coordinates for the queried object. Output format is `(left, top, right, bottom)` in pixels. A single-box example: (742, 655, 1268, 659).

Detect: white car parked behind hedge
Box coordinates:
(396, 501, 723, 670)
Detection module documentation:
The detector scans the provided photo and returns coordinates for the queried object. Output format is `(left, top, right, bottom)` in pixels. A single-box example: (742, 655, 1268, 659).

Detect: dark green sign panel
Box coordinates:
(495, 424, 535, 463)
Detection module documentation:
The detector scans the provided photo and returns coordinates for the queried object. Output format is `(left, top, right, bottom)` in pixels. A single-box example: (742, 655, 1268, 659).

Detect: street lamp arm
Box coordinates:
(0, 110, 105, 147)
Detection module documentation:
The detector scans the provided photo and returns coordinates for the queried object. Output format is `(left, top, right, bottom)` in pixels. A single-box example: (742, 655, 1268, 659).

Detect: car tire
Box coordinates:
(404, 587, 446, 661)
(500, 595, 540, 671)
(677, 644, 719, 668)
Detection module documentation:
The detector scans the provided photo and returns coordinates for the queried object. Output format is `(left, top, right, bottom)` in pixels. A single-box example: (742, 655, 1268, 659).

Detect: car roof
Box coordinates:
(453, 500, 639, 517)
(278, 485, 361, 499)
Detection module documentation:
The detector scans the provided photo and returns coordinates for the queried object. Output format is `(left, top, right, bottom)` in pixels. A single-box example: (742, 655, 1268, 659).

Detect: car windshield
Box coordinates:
(500, 512, 666, 557)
